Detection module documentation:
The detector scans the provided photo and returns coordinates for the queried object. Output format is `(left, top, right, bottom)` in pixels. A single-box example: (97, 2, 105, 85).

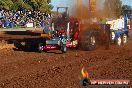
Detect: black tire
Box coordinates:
(38, 43, 44, 53)
(116, 36, 122, 46)
(122, 33, 128, 45)
(61, 44, 67, 53)
(14, 40, 24, 50)
(110, 31, 116, 43)
(79, 29, 98, 51)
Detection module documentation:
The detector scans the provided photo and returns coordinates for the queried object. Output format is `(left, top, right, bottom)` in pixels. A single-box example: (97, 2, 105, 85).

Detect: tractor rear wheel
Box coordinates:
(79, 30, 97, 51)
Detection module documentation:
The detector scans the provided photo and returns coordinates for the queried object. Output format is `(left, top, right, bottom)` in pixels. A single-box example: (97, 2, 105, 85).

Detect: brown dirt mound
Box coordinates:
(0, 40, 14, 50)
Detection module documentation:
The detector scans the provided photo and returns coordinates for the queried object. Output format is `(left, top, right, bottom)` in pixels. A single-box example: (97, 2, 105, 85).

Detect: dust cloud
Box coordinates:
(69, 0, 107, 29)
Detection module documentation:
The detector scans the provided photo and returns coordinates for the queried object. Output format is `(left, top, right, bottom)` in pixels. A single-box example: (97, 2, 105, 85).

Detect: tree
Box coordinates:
(0, 0, 53, 12)
(0, 0, 13, 10)
(122, 5, 131, 11)
(104, 0, 122, 18)
(121, 5, 131, 15)
(122, 5, 132, 17)
(11, 0, 32, 10)
(24, 0, 53, 12)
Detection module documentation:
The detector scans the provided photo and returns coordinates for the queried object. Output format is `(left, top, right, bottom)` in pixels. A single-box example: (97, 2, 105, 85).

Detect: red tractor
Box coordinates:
(38, 7, 110, 53)
(39, 7, 81, 53)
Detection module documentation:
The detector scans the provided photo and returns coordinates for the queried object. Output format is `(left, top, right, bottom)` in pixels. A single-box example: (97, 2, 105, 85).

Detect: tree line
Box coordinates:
(0, 0, 131, 17)
(0, 0, 53, 12)
(104, 0, 132, 18)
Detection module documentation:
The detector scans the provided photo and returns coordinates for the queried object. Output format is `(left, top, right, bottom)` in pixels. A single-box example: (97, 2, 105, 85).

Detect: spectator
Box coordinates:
(0, 9, 53, 29)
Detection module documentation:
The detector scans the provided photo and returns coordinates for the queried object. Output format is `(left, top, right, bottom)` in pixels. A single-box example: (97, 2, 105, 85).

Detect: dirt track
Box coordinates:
(0, 31, 131, 88)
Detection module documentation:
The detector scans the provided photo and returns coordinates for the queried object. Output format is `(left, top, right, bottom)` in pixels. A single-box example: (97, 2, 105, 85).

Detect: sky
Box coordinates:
(122, 0, 132, 6)
(51, 0, 132, 11)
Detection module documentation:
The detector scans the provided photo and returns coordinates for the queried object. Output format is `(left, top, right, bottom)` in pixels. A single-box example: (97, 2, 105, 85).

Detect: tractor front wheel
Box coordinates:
(38, 43, 44, 53)
(61, 44, 67, 53)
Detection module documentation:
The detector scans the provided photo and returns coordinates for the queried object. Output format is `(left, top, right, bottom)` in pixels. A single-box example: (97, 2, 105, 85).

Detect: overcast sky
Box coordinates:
(51, 0, 132, 11)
